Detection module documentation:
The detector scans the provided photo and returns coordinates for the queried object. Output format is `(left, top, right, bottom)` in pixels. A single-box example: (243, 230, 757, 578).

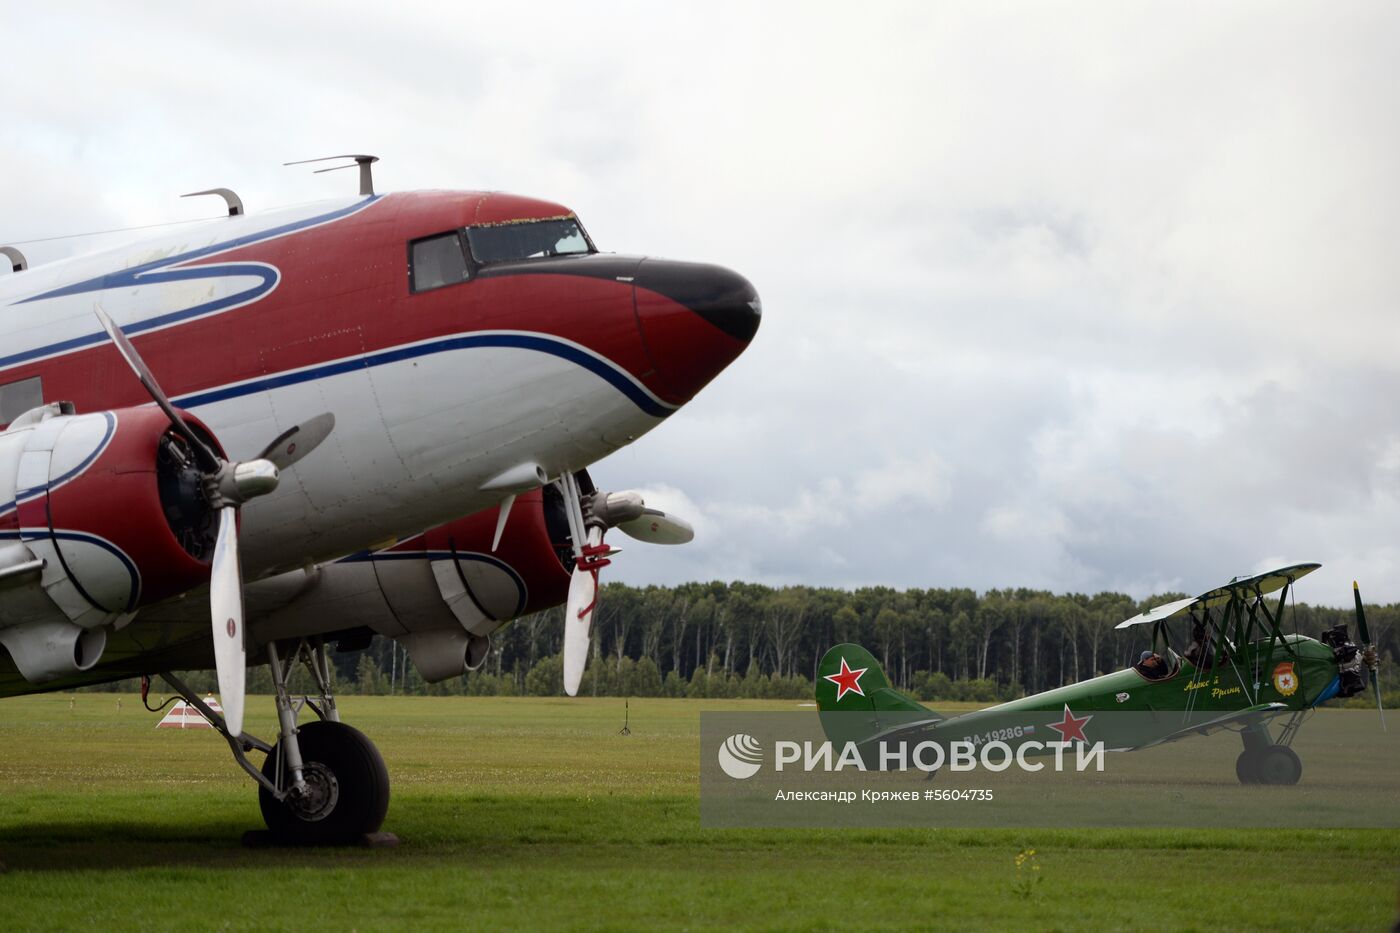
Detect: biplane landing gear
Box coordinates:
(160, 637, 391, 845)
(1235, 721, 1303, 786)
(1236, 746, 1302, 785)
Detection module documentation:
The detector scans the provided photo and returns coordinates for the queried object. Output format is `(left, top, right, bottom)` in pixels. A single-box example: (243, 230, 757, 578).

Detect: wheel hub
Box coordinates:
(286, 761, 339, 822)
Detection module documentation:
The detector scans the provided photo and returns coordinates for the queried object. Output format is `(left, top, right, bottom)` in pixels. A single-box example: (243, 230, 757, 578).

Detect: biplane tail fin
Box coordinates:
(815, 644, 939, 717)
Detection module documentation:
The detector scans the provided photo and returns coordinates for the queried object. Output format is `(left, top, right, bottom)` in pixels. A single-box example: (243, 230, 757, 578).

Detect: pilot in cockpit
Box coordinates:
(1184, 619, 1215, 668)
(1135, 649, 1172, 681)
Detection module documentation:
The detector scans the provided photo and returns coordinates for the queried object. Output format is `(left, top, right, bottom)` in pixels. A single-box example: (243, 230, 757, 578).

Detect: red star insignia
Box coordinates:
(1047, 704, 1092, 743)
(823, 657, 868, 701)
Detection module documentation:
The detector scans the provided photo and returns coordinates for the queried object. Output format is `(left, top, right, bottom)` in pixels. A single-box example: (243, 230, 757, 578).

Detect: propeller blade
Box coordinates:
(210, 506, 247, 737)
(617, 508, 694, 545)
(1354, 581, 1386, 731)
(563, 568, 596, 697)
(256, 413, 336, 470)
(1353, 580, 1372, 645)
(563, 526, 604, 696)
(93, 303, 221, 473)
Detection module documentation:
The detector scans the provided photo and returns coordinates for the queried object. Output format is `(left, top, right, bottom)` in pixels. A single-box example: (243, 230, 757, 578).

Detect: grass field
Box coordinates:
(0, 693, 1397, 931)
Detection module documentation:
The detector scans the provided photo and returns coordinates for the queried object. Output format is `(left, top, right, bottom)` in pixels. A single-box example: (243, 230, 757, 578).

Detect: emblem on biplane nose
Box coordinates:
(1272, 662, 1298, 697)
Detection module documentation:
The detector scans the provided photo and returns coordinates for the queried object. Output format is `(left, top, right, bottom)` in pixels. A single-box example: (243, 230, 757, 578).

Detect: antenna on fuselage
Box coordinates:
(283, 154, 379, 196)
(180, 188, 245, 216)
(0, 246, 26, 273)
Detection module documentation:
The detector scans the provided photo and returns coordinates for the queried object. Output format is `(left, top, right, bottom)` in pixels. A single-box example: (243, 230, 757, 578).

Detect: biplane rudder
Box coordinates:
(815, 643, 940, 717)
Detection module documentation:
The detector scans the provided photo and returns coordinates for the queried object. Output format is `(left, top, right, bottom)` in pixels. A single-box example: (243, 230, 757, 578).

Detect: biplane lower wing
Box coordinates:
(1128, 703, 1290, 751)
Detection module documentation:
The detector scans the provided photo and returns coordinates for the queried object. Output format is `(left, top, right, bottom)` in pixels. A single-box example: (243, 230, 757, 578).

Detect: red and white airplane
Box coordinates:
(0, 166, 759, 843)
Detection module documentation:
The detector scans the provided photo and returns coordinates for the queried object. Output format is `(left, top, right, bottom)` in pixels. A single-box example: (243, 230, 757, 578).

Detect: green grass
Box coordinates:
(0, 694, 1397, 931)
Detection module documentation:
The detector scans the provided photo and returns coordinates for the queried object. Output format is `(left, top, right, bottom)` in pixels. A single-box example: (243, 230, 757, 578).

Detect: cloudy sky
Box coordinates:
(3, 2, 1397, 605)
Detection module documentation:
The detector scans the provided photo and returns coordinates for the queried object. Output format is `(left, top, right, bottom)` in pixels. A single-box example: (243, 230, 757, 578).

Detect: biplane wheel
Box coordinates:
(1254, 745, 1302, 786)
(259, 721, 391, 845)
(1234, 749, 1261, 785)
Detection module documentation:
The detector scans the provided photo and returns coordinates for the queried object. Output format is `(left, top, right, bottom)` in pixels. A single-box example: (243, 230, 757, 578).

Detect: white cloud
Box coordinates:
(853, 453, 953, 512)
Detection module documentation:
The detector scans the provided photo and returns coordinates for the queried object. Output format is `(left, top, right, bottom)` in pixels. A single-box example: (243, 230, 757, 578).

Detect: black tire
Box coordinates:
(259, 720, 390, 845)
(1254, 745, 1302, 786)
(1235, 749, 1261, 784)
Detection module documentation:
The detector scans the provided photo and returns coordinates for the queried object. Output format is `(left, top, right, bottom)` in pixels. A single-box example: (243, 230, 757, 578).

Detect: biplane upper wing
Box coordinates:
(1116, 562, 1322, 629)
(1114, 595, 1199, 629)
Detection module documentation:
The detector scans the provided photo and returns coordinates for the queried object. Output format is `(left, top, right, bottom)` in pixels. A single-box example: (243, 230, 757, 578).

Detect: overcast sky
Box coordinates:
(3, 2, 1397, 606)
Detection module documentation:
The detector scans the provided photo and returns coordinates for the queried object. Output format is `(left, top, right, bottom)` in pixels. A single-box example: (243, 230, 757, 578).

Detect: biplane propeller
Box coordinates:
(1352, 581, 1386, 730)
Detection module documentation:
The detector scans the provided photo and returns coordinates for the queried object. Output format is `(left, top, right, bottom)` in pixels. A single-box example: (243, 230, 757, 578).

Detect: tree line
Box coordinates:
(104, 581, 1398, 705)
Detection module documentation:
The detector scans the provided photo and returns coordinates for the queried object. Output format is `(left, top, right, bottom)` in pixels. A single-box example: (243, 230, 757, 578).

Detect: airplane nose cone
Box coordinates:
(633, 259, 761, 402)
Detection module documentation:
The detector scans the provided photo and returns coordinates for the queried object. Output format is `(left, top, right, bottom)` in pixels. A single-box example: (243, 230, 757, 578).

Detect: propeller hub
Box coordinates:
(215, 458, 280, 505)
(587, 490, 646, 528)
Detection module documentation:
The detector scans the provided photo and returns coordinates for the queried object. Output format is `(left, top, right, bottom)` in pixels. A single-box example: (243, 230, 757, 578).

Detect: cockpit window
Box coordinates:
(410, 231, 470, 292)
(465, 217, 592, 265)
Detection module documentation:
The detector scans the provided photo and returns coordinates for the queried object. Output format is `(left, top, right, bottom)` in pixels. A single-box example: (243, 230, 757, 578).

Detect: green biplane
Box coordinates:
(815, 563, 1383, 785)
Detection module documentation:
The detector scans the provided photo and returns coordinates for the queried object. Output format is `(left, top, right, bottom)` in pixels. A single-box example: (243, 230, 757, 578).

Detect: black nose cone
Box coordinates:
(634, 259, 761, 343)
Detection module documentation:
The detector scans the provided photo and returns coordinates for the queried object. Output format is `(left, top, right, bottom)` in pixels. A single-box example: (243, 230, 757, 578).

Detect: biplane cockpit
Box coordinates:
(1132, 648, 1181, 682)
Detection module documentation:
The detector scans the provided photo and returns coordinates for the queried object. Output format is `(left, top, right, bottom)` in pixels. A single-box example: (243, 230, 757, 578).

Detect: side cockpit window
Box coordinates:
(410, 231, 470, 293)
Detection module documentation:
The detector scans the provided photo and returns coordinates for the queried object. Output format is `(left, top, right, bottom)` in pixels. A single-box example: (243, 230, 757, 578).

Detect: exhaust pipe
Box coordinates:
(0, 621, 107, 684)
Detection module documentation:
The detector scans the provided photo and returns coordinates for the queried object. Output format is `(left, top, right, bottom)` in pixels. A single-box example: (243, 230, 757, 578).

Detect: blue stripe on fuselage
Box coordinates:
(173, 332, 674, 418)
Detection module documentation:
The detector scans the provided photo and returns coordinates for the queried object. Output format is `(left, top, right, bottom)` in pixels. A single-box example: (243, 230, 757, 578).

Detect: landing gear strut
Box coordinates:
(1235, 717, 1303, 786)
(160, 637, 391, 845)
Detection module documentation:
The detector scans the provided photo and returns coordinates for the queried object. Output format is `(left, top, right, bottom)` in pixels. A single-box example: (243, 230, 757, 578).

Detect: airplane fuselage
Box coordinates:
(979, 634, 1340, 718)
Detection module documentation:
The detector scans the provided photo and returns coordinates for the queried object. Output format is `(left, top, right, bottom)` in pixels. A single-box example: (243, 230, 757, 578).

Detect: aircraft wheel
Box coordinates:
(1234, 749, 1261, 785)
(1254, 745, 1302, 786)
(259, 721, 390, 845)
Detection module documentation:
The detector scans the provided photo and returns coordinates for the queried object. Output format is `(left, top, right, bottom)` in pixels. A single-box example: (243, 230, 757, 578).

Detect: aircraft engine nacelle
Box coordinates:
(251, 485, 575, 683)
(0, 403, 222, 683)
(1320, 624, 1369, 698)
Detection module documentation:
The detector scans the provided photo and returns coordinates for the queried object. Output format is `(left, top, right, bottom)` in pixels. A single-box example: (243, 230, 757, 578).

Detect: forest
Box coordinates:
(130, 581, 1400, 706)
